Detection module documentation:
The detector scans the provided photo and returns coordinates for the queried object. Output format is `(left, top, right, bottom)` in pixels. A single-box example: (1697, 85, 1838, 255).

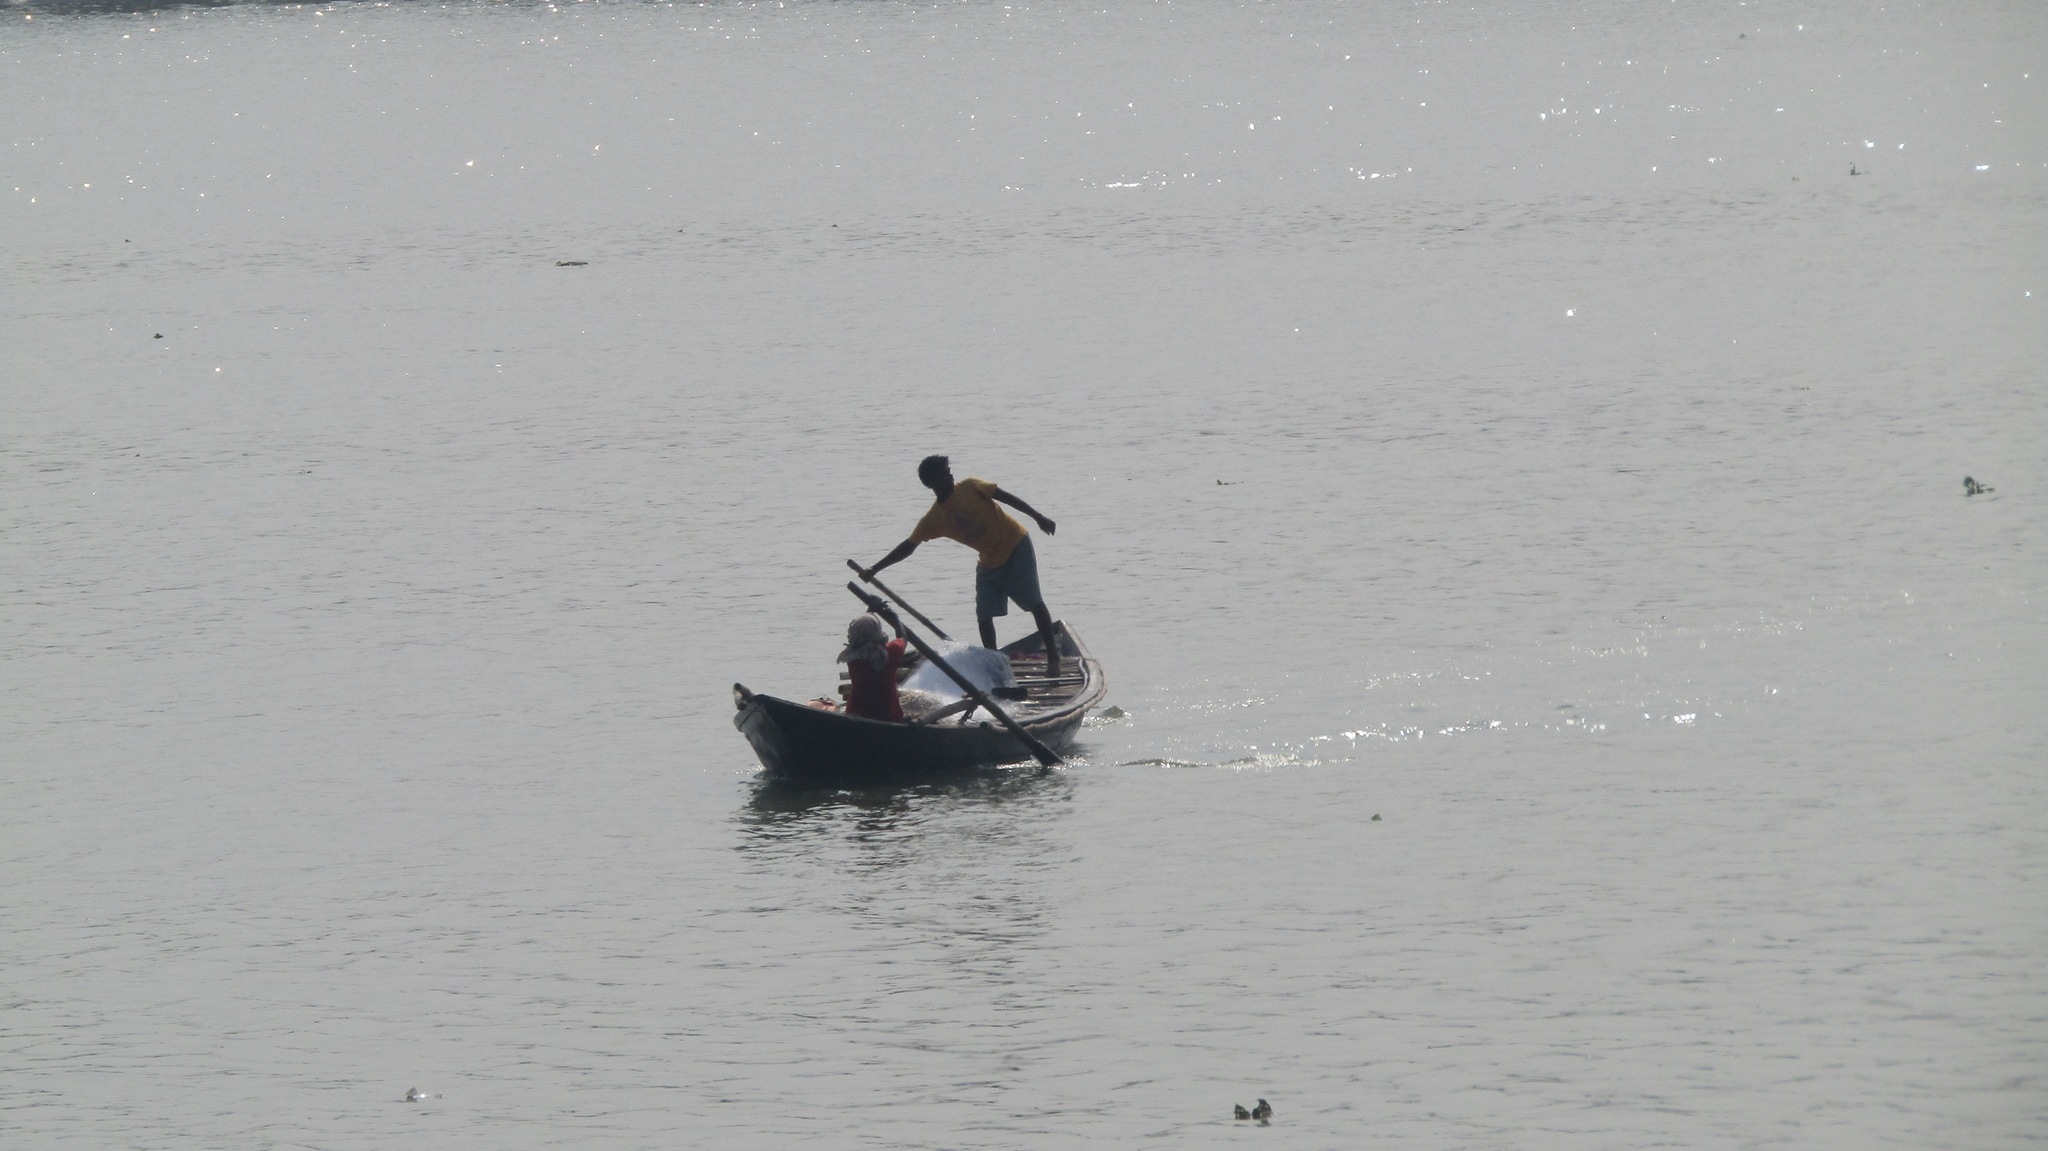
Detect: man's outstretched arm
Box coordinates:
(861, 538, 920, 580)
(991, 488, 1056, 535)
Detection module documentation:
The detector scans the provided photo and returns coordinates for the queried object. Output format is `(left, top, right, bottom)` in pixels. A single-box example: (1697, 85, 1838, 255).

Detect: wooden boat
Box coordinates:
(733, 621, 1106, 784)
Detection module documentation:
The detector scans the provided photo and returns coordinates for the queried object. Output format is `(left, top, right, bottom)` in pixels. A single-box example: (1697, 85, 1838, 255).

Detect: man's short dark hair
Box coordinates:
(918, 455, 950, 486)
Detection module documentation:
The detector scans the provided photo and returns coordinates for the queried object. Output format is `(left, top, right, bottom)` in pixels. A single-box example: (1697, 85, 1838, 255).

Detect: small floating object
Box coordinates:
(403, 1087, 440, 1102)
(1371, 813, 1381, 821)
(1964, 476, 1993, 496)
(1234, 1104, 1252, 1120)
(1252, 1098, 1273, 1121)
(556, 260, 588, 266)
(1098, 705, 1126, 719)
(1849, 163, 1861, 176)
(153, 333, 163, 339)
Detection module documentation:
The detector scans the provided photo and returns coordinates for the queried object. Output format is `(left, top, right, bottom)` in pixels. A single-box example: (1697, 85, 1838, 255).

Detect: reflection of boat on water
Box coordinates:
(743, 759, 1074, 825)
(733, 621, 1106, 785)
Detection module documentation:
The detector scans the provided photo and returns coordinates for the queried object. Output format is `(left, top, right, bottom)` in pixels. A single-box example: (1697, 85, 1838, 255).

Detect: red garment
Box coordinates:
(846, 637, 907, 722)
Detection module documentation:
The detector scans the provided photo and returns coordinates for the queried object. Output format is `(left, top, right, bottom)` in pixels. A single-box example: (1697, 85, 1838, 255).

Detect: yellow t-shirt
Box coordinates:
(911, 477, 1027, 569)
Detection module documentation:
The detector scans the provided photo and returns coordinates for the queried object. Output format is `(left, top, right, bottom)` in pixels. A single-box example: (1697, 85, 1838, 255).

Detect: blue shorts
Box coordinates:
(976, 535, 1045, 618)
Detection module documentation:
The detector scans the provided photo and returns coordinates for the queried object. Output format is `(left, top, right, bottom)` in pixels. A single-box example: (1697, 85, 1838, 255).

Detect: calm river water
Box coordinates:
(5, 0, 2044, 1147)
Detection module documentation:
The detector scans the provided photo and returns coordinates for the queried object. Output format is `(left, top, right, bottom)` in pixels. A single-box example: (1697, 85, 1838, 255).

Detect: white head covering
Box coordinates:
(836, 614, 891, 669)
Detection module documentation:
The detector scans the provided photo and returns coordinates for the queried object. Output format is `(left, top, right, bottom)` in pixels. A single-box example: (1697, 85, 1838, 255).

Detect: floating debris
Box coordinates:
(1964, 476, 1993, 496)
(403, 1087, 440, 1103)
(556, 260, 588, 267)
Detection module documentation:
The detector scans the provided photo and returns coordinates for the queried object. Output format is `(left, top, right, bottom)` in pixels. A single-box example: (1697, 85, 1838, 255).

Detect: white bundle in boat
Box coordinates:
(895, 688, 953, 721)
(900, 640, 1016, 703)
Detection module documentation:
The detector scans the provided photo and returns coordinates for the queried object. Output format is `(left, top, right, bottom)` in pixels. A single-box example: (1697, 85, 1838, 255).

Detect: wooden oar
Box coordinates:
(847, 583, 1061, 768)
(846, 560, 950, 640)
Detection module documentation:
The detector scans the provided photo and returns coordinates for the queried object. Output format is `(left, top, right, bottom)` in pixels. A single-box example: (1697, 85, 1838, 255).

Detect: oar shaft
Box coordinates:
(847, 560, 950, 640)
(847, 583, 1061, 768)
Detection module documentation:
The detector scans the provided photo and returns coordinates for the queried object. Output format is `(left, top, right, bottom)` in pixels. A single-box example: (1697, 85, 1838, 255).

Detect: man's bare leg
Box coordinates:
(1029, 603, 1061, 678)
(979, 614, 999, 650)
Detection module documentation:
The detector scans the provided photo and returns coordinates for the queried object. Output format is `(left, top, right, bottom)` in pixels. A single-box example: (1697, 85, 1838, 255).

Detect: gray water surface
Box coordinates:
(5, 1, 2044, 1147)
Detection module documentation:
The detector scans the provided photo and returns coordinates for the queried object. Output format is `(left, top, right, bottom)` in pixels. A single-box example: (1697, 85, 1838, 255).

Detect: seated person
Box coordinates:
(838, 614, 907, 722)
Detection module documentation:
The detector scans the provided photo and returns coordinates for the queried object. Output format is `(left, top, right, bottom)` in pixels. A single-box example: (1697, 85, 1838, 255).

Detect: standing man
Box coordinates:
(861, 455, 1062, 678)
